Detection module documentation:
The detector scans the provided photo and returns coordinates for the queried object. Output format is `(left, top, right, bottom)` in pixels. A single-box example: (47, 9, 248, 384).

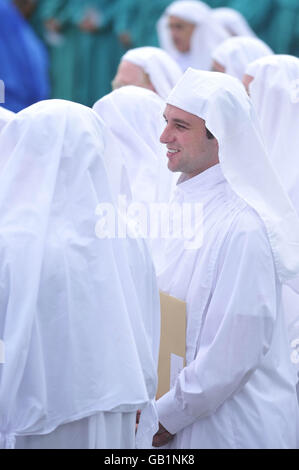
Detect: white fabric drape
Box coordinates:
(0, 106, 14, 132)
(245, 55, 299, 385)
(212, 36, 273, 80)
(211, 8, 256, 38)
(121, 47, 183, 99)
(246, 55, 299, 202)
(157, 0, 229, 72)
(93, 85, 178, 205)
(15, 412, 136, 449)
(0, 100, 160, 449)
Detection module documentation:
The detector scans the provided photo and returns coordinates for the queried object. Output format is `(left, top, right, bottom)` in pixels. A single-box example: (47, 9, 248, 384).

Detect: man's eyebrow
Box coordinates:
(163, 115, 191, 127)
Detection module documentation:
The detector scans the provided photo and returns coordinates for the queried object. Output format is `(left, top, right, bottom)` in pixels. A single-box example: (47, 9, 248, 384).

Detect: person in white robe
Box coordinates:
(243, 55, 299, 203)
(0, 106, 14, 132)
(152, 68, 299, 449)
(211, 8, 256, 38)
(243, 55, 299, 398)
(112, 47, 183, 100)
(0, 99, 160, 449)
(212, 36, 273, 80)
(157, 0, 228, 72)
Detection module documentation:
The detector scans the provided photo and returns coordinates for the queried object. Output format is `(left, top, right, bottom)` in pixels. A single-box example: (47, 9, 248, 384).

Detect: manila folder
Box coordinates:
(156, 291, 187, 400)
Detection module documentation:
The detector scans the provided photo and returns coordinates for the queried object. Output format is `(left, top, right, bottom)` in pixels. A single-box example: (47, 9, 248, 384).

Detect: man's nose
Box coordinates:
(160, 125, 172, 144)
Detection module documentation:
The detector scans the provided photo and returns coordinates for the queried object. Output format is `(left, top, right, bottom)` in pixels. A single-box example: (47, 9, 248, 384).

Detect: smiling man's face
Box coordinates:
(160, 104, 219, 180)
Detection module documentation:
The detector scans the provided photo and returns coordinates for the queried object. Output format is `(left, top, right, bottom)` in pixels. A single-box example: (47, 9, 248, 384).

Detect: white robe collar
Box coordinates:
(176, 163, 226, 196)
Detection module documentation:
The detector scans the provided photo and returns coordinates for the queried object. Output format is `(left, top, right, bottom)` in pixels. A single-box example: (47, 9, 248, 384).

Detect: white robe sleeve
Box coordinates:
(156, 218, 277, 434)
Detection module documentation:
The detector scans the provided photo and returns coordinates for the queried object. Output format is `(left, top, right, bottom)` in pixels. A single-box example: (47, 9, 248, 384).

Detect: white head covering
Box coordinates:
(212, 36, 273, 80)
(166, 68, 299, 282)
(245, 55, 299, 203)
(121, 47, 183, 100)
(0, 100, 160, 448)
(93, 86, 177, 205)
(157, 0, 229, 72)
(0, 106, 14, 132)
(211, 8, 256, 38)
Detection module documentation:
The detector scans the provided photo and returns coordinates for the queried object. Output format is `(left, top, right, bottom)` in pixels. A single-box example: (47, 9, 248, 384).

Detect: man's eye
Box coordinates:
(176, 124, 187, 130)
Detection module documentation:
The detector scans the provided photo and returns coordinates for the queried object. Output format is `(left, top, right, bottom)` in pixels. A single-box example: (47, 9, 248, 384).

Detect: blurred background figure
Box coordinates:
(112, 47, 182, 99)
(14, 0, 36, 18)
(212, 36, 273, 80)
(78, 0, 126, 103)
(115, 0, 173, 49)
(267, 0, 299, 57)
(36, 0, 83, 103)
(211, 7, 256, 37)
(39, 0, 125, 104)
(0, 0, 297, 109)
(157, 0, 228, 71)
(0, 0, 49, 112)
(228, 0, 275, 48)
(208, 0, 298, 57)
(244, 55, 299, 206)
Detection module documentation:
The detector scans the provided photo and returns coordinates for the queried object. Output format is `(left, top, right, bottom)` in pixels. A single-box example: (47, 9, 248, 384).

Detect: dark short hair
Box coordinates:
(206, 128, 215, 140)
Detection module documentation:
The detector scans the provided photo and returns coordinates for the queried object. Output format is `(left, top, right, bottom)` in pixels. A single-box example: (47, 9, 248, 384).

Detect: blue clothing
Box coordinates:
(0, 0, 50, 112)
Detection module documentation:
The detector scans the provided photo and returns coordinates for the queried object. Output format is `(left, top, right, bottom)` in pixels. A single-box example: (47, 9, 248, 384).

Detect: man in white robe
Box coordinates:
(152, 68, 299, 449)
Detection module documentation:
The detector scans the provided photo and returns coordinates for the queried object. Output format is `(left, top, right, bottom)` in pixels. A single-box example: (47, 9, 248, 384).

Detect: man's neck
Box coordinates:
(178, 163, 220, 184)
